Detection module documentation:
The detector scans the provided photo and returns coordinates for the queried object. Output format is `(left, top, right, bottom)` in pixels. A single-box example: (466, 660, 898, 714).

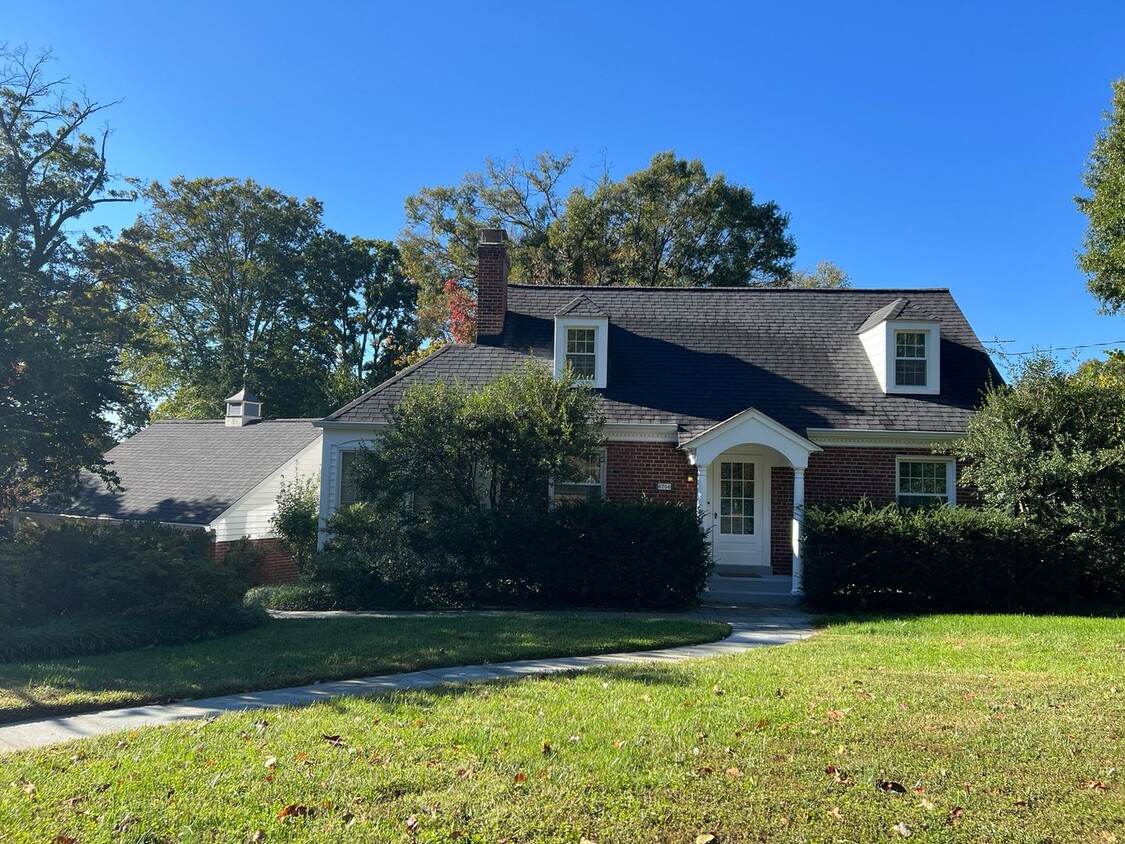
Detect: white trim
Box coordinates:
(315, 420, 388, 430)
(895, 455, 957, 507)
(682, 407, 821, 470)
(889, 322, 941, 395)
(18, 512, 212, 531)
(554, 316, 608, 389)
(602, 423, 680, 442)
(807, 429, 963, 449)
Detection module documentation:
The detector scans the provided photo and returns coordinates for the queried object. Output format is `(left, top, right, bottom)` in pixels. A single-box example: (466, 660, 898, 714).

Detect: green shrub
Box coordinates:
(802, 502, 1067, 613)
(244, 583, 338, 611)
(0, 521, 265, 660)
(311, 499, 711, 610)
(270, 475, 320, 571)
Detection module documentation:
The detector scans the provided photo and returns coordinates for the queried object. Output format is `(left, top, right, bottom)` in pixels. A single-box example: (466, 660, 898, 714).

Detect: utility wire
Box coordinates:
(994, 339, 1125, 357)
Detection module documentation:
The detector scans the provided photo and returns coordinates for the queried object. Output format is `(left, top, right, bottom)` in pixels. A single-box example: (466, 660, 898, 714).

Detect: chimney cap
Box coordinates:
(479, 228, 507, 244)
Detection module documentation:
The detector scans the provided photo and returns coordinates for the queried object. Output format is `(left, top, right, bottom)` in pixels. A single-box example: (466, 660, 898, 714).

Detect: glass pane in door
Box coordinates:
(718, 461, 755, 535)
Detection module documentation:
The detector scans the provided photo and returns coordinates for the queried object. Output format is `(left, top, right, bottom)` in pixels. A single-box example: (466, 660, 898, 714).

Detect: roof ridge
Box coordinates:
(322, 344, 458, 421)
(506, 283, 952, 293)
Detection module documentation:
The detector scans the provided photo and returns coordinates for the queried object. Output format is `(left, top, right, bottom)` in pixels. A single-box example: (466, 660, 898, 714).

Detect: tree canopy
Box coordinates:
(94, 177, 419, 419)
(401, 151, 801, 339)
(0, 46, 140, 518)
(1077, 78, 1125, 314)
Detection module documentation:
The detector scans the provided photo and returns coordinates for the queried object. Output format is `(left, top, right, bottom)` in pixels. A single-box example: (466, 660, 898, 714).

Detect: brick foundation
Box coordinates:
(604, 441, 697, 506)
(211, 537, 300, 584)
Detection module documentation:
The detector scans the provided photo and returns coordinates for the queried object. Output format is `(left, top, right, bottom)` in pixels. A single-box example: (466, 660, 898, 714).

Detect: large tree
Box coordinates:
(96, 177, 419, 419)
(1077, 78, 1125, 314)
(401, 151, 799, 340)
(0, 46, 140, 518)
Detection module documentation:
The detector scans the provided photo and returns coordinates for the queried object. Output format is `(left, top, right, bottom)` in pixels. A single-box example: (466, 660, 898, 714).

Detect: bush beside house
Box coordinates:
(0, 522, 265, 661)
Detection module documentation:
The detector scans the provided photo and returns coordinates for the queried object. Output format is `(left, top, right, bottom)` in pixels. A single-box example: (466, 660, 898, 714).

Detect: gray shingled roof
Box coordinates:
(327, 285, 1000, 440)
(34, 419, 321, 524)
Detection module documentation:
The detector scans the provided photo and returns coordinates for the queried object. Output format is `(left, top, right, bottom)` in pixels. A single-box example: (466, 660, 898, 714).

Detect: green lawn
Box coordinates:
(4, 614, 1125, 843)
(0, 614, 727, 724)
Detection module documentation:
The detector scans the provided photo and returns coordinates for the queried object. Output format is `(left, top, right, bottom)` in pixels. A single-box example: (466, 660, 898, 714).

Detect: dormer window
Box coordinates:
(894, 331, 928, 387)
(857, 300, 940, 396)
(566, 327, 597, 379)
(553, 295, 609, 388)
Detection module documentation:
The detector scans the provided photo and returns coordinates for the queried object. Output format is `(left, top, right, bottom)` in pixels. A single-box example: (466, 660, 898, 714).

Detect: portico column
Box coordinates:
(695, 462, 710, 535)
(791, 466, 806, 595)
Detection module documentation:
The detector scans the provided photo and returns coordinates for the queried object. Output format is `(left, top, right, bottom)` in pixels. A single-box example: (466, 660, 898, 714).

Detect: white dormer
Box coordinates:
(553, 295, 608, 389)
(857, 299, 941, 395)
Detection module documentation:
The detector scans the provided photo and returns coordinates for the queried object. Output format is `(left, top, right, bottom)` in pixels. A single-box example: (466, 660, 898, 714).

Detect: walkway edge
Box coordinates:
(0, 613, 814, 753)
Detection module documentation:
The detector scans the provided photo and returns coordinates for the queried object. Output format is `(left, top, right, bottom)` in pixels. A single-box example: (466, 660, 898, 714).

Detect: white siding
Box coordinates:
(859, 322, 888, 392)
(210, 436, 323, 542)
(317, 425, 380, 547)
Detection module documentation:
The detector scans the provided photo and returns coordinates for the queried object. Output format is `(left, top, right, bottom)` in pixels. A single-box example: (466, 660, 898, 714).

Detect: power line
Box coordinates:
(993, 339, 1125, 357)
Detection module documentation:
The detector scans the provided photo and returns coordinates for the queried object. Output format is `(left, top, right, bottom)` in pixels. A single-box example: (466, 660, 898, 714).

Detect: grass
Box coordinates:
(0, 614, 727, 724)
(4, 614, 1125, 842)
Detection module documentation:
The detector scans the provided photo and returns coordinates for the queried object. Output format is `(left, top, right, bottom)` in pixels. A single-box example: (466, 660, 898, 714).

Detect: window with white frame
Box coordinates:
(339, 450, 361, 507)
(896, 457, 955, 508)
(894, 330, 928, 387)
(552, 451, 606, 504)
(565, 327, 597, 379)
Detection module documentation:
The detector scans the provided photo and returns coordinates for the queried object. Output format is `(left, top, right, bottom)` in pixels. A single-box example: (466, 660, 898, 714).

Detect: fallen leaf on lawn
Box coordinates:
(949, 806, 964, 825)
(253, 719, 269, 731)
(322, 734, 345, 747)
(414, 719, 425, 728)
(60, 795, 86, 809)
(754, 718, 767, 731)
(962, 693, 975, 701)
(725, 767, 743, 778)
(263, 774, 274, 783)
(826, 710, 845, 721)
(613, 740, 626, 750)
(828, 807, 842, 820)
(456, 768, 475, 779)
(114, 741, 129, 750)
(1100, 832, 1117, 843)
(639, 694, 652, 702)
(696, 767, 714, 777)
(778, 817, 790, 827)
(580, 839, 599, 844)
(277, 804, 313, 820)
(684, 701, 694, 708)
(450, 832, 465, 840)
(513, 771, 527, 785)
(912, 786, 926, 795)
(405, 815, 419, 831)
(249, 831, 266, 843)
(21, 780, 36, 797)
(1085, 780, 1110, 790)
(898, 702, 909, 710)
(295, 752, 309, 761)
(695, 835, 717, 844)
(877, 779, 908, 794)
(920, 798, 935, 811)
(263, 756, 277, 769)
(542, 742, 553, 756)
(892, 821, 913, 837)
(568, 735, 581, 743)
(52, 837, 77, 844)
(713, 685, 724, 696)
(538, 770, 551, 780)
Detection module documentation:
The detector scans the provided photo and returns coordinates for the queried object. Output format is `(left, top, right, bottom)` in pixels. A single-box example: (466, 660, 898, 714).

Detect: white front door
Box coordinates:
(712, 457, 766, 572)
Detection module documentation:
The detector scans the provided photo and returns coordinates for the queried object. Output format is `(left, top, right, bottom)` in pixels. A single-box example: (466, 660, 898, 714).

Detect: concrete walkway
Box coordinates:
(0, 607, 814, 754)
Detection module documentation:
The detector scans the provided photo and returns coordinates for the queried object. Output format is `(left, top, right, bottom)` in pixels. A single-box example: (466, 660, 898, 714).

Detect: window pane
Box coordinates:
(565, 328, 597, 379)
(340, 451, 359, 506)
(896, 358, 927, 386)
(718, 461, 755, 535)
(897, 461, 952, 508)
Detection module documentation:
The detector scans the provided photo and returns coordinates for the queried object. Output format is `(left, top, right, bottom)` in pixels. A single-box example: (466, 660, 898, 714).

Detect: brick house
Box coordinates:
(23, 390, 320, 583)
(317, 230, 1000, 601)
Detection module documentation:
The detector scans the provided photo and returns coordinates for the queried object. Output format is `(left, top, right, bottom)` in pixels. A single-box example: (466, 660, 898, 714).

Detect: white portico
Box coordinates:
(682, 409, 821, 596)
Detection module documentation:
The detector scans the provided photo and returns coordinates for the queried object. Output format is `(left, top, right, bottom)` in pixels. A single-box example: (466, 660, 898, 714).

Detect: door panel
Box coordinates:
(712, 457, 765, 570)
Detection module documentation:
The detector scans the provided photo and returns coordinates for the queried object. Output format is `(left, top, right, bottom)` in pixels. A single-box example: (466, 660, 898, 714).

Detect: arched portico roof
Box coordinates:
(681, 407, 821, 469)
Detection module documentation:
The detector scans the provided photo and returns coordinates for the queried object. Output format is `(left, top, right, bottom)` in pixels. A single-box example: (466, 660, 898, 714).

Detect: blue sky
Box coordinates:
(9, 0, 1125, 363)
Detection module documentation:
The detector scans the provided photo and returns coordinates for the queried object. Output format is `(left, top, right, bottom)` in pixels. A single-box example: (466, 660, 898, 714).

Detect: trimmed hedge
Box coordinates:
(307, 499, 713, 610)
(802, 503, 1068, 613)
(244, 583, 339, 612)
(0, 521, 266, 660)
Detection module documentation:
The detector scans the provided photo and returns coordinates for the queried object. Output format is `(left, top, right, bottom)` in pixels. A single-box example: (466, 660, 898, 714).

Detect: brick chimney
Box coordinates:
(476, 228, 509, 339)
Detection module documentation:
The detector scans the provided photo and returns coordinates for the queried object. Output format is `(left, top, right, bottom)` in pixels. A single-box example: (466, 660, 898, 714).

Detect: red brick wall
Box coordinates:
(604, 441, 697, 507)
(768, 447, 970, 574)
(211, 537, 299, 585)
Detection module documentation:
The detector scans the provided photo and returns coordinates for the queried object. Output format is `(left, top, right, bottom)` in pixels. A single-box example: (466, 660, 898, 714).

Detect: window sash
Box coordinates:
(339, 450, 360, 507)
(896, 459, 952, 508)
(894, 331, 928, 387)
(565, 328, 597, 379)
(553, 451, 605, 504)
(718, 460, 755, 535)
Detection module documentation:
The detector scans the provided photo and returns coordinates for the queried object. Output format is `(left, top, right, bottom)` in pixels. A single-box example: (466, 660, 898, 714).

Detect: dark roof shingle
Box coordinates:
(34, 419, 321, 524)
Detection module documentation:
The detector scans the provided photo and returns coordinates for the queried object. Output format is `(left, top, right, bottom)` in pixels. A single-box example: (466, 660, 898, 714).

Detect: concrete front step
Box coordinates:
(703, 575, 800, 607)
